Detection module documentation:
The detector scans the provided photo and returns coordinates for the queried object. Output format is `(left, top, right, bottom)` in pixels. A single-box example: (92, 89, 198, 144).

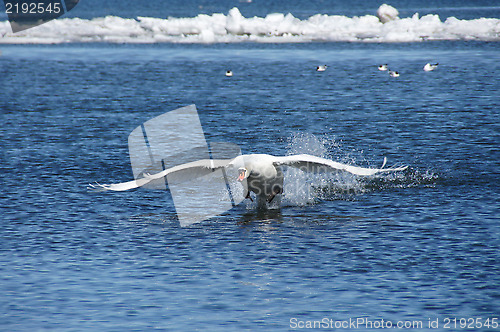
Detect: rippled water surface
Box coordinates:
(0, 41, 499, 331)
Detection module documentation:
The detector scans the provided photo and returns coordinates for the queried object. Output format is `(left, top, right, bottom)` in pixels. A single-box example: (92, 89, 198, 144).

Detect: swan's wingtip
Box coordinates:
(392, 165, 409, 172)
(87, 182, 110, 192)
(375, 163, 409, 174)
(381, 156, 388, 169)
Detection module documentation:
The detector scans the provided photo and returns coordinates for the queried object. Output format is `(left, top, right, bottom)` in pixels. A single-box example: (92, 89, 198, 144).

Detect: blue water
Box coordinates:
(1, 2, 500, 331)
(3, 0, 500, 21)
(63, 0, 500, 20)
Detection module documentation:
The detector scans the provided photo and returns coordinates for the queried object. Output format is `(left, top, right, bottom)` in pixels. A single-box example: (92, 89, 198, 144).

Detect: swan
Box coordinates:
(316, 65, 327, 72)
(423, 63, 438, 71)
(90, 153, 407, 207)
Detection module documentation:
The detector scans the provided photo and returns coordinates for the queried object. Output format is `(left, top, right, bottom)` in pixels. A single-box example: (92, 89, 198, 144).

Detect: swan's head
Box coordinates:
(237, 168, 249, 182)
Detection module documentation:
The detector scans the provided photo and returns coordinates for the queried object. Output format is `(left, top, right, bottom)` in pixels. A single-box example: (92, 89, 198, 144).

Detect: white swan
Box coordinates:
(423, 63, 438, 71)
(90, 154, 407, 207)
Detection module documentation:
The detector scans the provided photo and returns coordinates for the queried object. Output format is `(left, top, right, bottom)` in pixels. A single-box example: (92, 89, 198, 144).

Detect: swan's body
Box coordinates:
(90, 153, 407, 208)
(423, 63, 438, 71)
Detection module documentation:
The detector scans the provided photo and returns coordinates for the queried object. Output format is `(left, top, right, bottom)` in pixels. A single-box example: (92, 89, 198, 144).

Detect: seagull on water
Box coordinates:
(90, 153, 407, 208)
(389, 70, 400, 78)
(423, 63, 438, 71)
(225, 70, 233, 77)
(316, 65, 327, 72)
(378, 64, 388, 71)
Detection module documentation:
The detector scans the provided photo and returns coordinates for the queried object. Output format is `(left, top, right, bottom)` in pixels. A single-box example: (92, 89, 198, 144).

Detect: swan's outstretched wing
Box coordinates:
(89, 158, 236, 191)
(273, 154, 407, 176)
(88, 177, 152, 192)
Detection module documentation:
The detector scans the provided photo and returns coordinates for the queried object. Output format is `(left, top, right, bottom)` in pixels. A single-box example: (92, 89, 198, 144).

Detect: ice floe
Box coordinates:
(0, 5, 499, 44)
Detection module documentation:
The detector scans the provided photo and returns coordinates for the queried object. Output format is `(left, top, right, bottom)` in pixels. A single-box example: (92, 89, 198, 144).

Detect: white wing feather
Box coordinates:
(89, 158, 235, 191)
(273, 154, 407, 176)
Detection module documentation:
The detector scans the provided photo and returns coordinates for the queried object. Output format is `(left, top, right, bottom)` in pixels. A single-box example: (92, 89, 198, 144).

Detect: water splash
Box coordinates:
(281, 132, 438, 206)
(282, 133, 365, 206)
(362, 167, 439, 192)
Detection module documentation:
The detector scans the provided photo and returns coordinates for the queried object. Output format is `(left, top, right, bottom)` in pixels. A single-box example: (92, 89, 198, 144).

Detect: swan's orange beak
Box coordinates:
(237, 169, 246, 182)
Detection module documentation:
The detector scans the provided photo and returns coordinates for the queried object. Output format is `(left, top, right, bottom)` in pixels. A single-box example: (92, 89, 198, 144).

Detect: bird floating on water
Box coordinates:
(225, 70, 233, 77)
(378, 64, 388, 71)
(389, 70, 400, 78)
(90, 153, 407, 208)
(423, 63, 438, 71)
(316, 65, 327, 72)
